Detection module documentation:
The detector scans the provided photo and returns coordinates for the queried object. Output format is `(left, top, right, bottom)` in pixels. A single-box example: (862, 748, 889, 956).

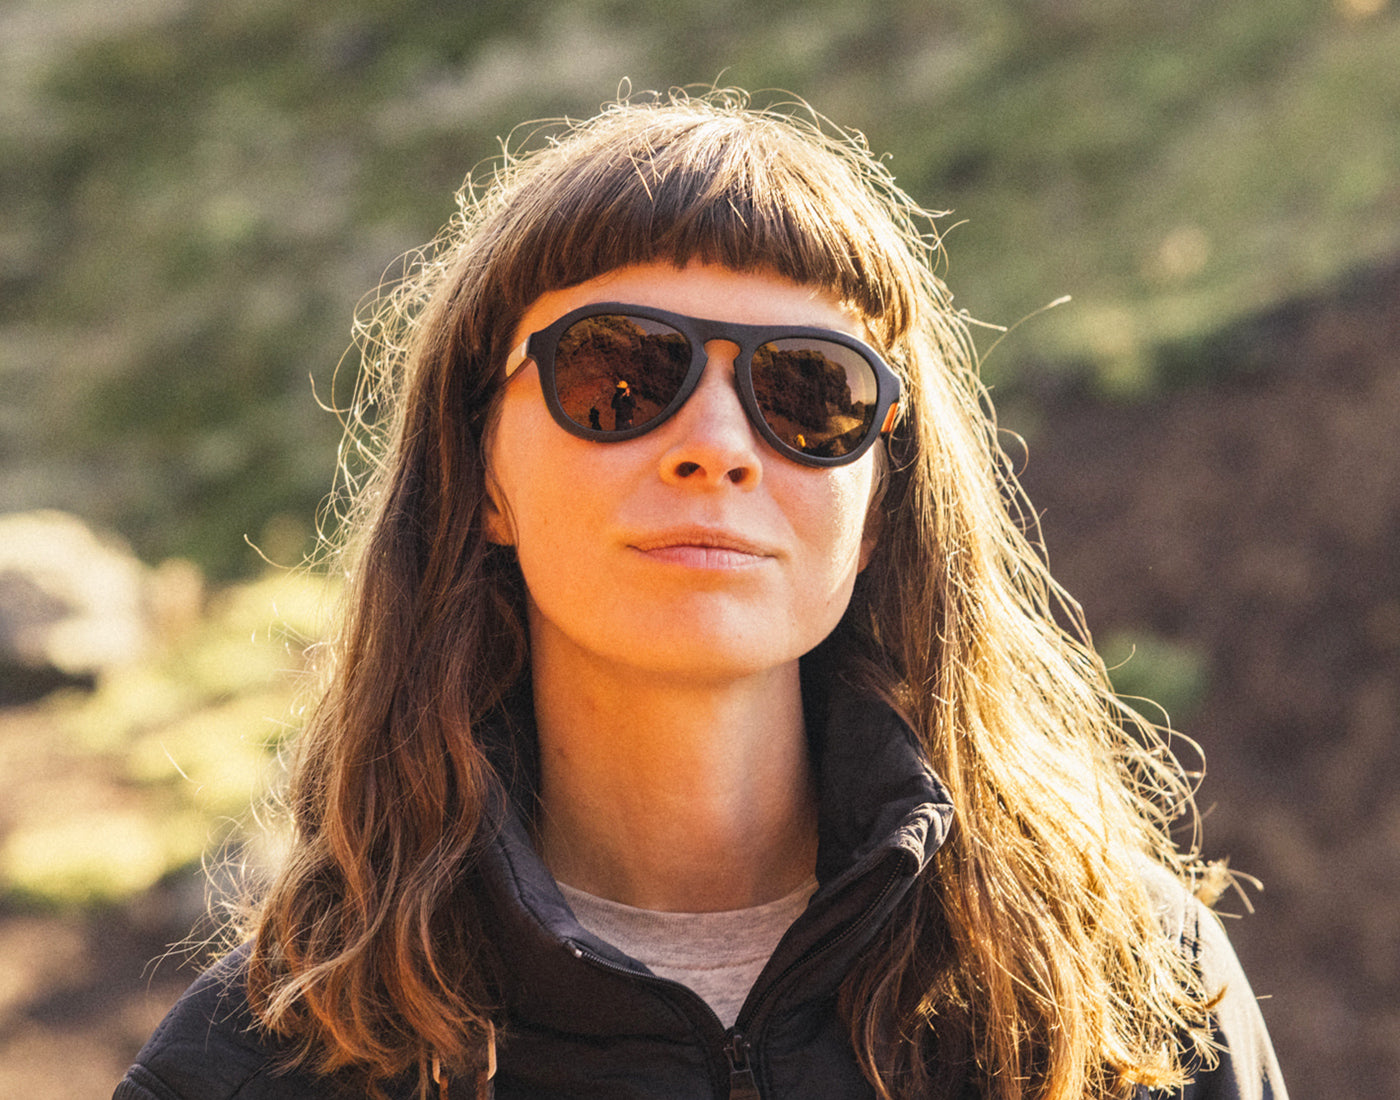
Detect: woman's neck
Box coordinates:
(530, 642, 818, 913)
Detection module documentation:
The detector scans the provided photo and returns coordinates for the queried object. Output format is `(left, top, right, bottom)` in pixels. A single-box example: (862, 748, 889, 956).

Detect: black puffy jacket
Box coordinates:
(114, 684, 1286, 1100)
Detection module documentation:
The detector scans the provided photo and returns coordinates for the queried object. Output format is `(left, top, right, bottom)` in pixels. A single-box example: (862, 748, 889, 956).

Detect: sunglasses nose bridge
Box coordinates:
(699, 336, 743, 372)
(685, 336, 752, 419)
(684, 337, 747, 411)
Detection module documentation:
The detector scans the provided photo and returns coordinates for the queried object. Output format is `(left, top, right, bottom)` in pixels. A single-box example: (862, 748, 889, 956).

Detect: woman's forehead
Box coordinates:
(511, 263, 873, 346)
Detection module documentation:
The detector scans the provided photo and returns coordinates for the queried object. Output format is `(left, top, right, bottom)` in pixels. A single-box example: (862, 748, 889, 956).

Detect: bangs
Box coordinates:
(478, 106, 921, 348)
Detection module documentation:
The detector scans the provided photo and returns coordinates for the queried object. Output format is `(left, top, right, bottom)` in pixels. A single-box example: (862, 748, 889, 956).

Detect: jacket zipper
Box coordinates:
(564, 853, 908, 1099)
(735, 856, 906, 1033)
(716, 862, 902, 1099)
(566, 940, 750, 1097)
(723, 1030, 761, 1100)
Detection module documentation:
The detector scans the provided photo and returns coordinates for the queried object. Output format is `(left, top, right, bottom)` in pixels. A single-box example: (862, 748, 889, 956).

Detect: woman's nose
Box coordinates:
(657, 340, 763, 488)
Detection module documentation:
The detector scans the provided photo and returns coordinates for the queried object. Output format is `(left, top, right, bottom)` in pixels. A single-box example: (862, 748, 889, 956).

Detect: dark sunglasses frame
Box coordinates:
(509, 302, 902, 467)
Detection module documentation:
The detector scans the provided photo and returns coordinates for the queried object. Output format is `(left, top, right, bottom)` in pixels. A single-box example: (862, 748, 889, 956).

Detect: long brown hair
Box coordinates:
(248, 89, 1216, 1099)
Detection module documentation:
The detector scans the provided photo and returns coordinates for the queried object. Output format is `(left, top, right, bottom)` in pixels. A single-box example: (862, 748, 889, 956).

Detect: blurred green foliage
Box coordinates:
(1100, 629, 1210, 729)
(0, 569, 333, 906)
(3, 0, 1398, 579)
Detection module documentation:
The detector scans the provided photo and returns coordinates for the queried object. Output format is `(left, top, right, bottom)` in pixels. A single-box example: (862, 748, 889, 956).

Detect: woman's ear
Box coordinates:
(480, 412, 517, 546)
(482, 476, 516, 546)
(857, 445, 889, 572)
(858, 513, 881, 572)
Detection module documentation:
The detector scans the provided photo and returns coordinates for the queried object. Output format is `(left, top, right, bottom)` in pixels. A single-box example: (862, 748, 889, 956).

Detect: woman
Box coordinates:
(116, 91, 1287, 1100)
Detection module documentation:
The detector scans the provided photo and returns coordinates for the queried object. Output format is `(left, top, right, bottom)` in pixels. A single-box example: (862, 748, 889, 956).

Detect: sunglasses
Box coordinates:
(506, 302, 901, 467)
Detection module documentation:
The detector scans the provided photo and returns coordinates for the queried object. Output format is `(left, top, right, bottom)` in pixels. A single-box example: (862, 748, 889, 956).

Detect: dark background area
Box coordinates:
(2, 1, 1397, 1095)
(1020, 257, 1400, 1096)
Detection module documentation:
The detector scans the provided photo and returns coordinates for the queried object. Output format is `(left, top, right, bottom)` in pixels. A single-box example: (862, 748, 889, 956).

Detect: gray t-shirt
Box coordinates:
(558, 877, 819, 1028)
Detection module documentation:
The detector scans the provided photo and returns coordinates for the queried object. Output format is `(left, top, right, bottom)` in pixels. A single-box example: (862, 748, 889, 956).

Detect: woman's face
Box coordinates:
(485, 263, 881, 687)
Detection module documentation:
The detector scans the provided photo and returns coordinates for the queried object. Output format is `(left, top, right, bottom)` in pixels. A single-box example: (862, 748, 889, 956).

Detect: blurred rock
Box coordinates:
(0, 511, 150, 705)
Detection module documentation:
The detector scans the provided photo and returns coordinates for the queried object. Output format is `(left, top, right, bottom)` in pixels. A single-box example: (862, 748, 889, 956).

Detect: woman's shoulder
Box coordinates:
(1135, 857, 1206, 949)
(112, 943, 352, 1100)
(1134, 858, 1252, 991)
(1135, 859, 1290, 1100)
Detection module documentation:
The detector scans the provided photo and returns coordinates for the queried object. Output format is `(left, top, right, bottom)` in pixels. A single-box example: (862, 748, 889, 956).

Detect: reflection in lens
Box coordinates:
(554, 315, 690, 432)
(750, 340, 876, 457)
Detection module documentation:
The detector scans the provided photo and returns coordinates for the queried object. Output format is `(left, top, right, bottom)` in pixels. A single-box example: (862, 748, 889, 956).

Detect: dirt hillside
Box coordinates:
(1018, 258, 1400, 1097)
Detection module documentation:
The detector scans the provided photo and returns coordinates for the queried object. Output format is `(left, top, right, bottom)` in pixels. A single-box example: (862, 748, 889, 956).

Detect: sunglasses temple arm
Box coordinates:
(503, 340, 532, 380)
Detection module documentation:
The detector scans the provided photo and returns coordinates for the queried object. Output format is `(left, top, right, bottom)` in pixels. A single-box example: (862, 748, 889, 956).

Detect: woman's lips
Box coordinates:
(628, 528, 776, 568)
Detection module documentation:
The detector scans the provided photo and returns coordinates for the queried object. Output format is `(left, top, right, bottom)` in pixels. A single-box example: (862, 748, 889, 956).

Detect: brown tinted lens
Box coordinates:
(554, 315, 691, 433)
(750, 339, 879, 457)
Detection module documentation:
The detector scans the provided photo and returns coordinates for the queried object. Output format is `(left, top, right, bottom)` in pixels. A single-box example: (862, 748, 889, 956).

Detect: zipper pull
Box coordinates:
(724, 1030, 761, 1100)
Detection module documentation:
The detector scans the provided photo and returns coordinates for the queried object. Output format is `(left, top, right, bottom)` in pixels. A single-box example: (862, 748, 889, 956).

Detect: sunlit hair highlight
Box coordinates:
(247, 88, 1218, 1099)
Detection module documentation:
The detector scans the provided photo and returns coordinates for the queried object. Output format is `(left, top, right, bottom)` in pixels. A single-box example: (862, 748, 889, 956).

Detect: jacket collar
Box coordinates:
(809, 674, 952, 885)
